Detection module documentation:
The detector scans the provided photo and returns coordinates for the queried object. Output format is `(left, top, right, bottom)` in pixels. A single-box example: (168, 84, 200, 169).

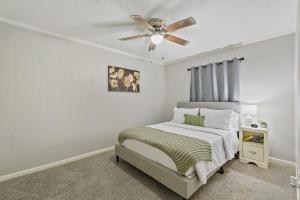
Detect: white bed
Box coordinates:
(122, 121, 239, 184)
(116, 101, 242, 199)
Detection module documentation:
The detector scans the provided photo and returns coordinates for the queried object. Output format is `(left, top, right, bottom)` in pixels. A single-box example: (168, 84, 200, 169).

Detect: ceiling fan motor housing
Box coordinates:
(148, 18, 166, 32)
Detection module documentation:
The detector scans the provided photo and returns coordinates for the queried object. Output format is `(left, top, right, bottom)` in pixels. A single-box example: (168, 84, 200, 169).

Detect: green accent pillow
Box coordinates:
(184, 114, 205, 127)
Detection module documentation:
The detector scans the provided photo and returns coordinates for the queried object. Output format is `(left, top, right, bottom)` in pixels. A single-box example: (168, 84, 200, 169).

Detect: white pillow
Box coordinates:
(200, 108, 238, 130)
(172, 107, 199, 124)
(229, 111, 240, 131)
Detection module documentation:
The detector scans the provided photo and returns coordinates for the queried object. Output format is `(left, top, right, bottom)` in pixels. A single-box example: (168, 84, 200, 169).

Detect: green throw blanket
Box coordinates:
(118, 127, 212, 175)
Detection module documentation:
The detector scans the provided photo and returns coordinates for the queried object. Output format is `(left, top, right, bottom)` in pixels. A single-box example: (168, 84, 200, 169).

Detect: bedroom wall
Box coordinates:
(165, 34, 295, 162)
(296, 1, 300, 172)
(0, 22, 166, 177)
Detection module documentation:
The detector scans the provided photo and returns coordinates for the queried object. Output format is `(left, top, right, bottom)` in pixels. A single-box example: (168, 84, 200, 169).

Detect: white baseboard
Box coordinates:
(0, 147, 296, 183)
(269, 157, 296, 167)
(0, 146, 115, 183)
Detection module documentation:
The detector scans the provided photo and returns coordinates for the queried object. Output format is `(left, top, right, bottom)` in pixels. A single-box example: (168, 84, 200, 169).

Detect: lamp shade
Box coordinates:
(151, 34, 163, 44)
(242, 104, 257, 116)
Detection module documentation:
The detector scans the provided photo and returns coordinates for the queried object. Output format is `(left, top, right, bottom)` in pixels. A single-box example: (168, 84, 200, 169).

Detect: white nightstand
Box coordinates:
(239, 126, 269, 169)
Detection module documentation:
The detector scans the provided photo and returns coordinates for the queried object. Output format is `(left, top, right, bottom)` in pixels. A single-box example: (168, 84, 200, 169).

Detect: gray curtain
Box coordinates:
(190, 58, 240, 102)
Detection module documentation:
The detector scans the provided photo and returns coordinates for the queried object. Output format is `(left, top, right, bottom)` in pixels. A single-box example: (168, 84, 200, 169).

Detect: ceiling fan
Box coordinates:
(119, 15, 196, 51)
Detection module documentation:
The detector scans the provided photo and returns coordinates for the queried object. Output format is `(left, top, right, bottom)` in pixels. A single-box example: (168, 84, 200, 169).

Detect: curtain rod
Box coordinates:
(187, 57, 245, 71)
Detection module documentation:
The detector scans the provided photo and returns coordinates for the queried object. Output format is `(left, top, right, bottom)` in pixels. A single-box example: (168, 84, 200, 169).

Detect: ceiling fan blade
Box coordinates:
(164, 34, 190, 46)
(165, 17, 196, 32)
(148, 42, 156, 51)
(130, 15, 155, 32)
(119, 34, 150, 41)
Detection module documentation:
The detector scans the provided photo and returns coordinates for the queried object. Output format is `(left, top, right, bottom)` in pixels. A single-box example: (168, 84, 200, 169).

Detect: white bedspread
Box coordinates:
(121, 122, 238, 184)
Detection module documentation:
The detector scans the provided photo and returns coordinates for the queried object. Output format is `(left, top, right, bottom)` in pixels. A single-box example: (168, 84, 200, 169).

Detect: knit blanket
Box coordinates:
(118, 126, 212, 175)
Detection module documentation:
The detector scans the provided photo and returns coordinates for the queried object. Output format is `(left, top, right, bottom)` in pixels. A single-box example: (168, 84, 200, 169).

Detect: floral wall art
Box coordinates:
(108, 66, 140, 93)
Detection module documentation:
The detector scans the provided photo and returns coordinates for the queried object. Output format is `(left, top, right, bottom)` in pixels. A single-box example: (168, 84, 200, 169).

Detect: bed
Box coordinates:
(115, 102, 241, 199)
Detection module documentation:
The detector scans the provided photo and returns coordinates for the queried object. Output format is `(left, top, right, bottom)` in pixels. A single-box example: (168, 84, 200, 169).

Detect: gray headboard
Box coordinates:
(177, 102, 242, 115)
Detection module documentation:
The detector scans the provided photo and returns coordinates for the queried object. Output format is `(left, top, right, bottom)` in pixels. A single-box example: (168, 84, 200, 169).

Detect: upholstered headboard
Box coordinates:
(177, 102, 242, 115)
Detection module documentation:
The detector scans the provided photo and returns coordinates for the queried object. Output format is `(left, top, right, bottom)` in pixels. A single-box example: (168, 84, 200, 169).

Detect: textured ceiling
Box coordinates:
(0, 0, 297, 63)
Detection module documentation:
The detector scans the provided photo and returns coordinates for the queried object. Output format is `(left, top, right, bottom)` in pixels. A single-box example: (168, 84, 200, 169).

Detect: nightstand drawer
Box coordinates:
(242, 144, 263, 162)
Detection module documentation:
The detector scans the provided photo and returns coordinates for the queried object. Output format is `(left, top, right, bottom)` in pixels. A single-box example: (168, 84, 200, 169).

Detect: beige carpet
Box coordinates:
(0, 150, 296, 200)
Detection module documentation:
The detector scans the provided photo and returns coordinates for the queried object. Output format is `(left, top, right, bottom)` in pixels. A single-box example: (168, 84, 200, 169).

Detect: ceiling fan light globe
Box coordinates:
(151, 34, 163, 44)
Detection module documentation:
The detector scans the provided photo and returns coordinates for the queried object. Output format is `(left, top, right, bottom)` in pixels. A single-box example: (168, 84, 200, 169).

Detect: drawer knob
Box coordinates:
(249, 150, 257, 154)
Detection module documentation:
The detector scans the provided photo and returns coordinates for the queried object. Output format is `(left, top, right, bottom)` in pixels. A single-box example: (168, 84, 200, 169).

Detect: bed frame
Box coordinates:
(115, 101, 242, 199)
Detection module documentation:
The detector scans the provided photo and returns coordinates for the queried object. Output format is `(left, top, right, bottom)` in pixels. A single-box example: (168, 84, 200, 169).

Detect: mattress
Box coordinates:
(121, 122, 239, 184)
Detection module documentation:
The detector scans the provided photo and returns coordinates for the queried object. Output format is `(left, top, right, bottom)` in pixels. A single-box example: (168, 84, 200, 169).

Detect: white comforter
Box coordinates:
(121, 122, 238, 184)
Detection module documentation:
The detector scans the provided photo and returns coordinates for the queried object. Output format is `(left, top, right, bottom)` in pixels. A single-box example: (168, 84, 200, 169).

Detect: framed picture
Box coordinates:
(108, 66, 140, 93)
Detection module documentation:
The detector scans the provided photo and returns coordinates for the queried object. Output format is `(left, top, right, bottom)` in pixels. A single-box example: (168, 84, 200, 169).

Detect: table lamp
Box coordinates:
(242, 104, 258, 126)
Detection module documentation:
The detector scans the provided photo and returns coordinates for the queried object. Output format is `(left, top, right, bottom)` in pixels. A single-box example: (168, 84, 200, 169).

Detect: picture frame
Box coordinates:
(108, 66, 140, 93)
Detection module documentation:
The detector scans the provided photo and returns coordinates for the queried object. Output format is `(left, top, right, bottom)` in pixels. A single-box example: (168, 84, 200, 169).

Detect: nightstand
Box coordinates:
(239, 126, 269, 169)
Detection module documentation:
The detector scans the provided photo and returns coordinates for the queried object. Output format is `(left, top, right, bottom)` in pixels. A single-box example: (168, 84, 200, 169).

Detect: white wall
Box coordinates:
(296, 0, 300, 172)
(165, 34, 295, 162)
(0, 22, 166, 177)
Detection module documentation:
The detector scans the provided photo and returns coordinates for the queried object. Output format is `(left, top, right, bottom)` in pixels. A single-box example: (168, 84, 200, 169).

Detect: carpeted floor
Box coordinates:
(0, 150, 296, 200)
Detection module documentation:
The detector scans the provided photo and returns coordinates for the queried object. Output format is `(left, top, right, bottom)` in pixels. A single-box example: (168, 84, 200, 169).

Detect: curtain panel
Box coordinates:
(190, 58, 240, 102)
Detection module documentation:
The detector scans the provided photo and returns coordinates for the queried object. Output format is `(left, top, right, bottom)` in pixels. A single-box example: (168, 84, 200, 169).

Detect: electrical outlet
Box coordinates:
(290, 176, 300, 189)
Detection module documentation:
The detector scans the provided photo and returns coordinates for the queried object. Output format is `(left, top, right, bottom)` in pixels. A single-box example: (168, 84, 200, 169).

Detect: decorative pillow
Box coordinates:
(184, 114, 205, 127)
(172, 107, 199, 124)
(200, 108, 235, 130)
